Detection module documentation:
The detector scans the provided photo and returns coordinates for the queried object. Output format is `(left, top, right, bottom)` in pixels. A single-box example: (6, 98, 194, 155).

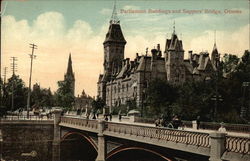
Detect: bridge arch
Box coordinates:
(107, 146, 176, 161)
(60, 131, 97, 161)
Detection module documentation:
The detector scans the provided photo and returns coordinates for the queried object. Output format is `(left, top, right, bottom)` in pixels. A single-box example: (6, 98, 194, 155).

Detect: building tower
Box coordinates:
(211, 31, 219, 68)
(103, 1, 127, 80)
(164, 22, 185, 84)
(97, 1, 126, 102)
(64, 53, 75, 96)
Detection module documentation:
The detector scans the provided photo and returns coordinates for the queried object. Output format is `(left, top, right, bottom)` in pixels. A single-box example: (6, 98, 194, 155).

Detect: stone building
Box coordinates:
(97, 5, 218, 111)
(64, 53, 75, 96)
(74, 89, 93, 110)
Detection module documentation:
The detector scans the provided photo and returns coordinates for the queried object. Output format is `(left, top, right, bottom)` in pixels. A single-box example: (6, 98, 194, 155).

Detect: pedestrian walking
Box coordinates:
(118, 110, 122, 122)
(196, 115, 200, 130)
(109, 113, 112, 121)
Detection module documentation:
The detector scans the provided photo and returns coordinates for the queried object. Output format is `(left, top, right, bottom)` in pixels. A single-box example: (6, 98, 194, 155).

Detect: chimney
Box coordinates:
(126, 58, 130, 66)
(130, 61, 134, 69)
(122, 59, 126, 67)
(188, 50, 193, 60)
(151, 49, 158, 60)
(157, 44, 160, 51)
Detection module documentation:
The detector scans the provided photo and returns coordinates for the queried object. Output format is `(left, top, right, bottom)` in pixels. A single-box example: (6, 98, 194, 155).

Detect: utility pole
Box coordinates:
(3, 67, 7, 84)
(0, 0, 8, 108)
(10, 57, 17, 111)
(0, 0, 2, 108)
(27, 43, 37, 118)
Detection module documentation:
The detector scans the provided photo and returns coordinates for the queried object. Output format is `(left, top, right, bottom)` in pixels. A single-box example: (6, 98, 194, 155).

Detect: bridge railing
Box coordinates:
(0, 114, 54, 120)
(134, 117, 250, 133)
(60, 116, 98, 129)
(225, 135, 250, 155)
(106, 122, 210, 148)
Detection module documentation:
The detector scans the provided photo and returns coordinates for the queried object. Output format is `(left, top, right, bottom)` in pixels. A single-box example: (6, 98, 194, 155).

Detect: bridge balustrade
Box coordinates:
(60, 116, 98, 129)
(59, 116, 250, 158)
(106, 122, 210, 148)
(225, 136, 250, 155)
(1, 114, 54, 120)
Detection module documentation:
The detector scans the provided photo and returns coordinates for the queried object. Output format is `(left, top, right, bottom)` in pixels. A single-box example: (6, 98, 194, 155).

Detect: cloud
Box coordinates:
(100, 8, 112, 15)
(2, 11, 249, 97)
(2, 12, 103, 97)
(189, 24, 250, 56)
(122, 5, 141, 10)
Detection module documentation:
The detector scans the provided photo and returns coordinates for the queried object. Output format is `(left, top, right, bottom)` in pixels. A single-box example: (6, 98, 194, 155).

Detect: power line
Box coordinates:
(10, 57, 17, 111)
(10, 57, 18, 75)
(27, 43, 38, 118)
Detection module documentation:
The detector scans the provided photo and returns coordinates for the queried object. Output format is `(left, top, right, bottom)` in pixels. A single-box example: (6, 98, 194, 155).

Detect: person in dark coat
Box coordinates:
(109, 113, 112, 121)
(197, 116, 201, 130)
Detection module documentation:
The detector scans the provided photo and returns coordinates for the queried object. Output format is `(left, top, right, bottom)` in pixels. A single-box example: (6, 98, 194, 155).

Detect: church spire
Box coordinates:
(64, 53, 75, 96)
(173, 20, 175, 34)
(213, 30, 217, 49)
(110, 0, 119, 24)
(66, 53, 74, 76)
(211, 31, 219, 67)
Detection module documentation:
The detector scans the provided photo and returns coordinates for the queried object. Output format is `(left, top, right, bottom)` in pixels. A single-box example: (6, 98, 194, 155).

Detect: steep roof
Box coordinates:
(165, 33, 184, 51)
(136, 56, 151, 72)
(65, 53, 74, 78)
(103, 24, 126, 44)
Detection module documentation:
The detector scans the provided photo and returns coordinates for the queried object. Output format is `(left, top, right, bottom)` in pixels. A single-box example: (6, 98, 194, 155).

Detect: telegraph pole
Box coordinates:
(0, 0, 8, 109)
(0, 0, 2, 108)
(3, 67, 7, 84)
(10, 57, 17, 111)
(27, 43, 37, 118)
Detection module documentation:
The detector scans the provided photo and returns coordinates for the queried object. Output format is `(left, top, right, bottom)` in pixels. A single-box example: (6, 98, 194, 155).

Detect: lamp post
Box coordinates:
(211, 53, 223, 121)
(240, 82, 250, 119)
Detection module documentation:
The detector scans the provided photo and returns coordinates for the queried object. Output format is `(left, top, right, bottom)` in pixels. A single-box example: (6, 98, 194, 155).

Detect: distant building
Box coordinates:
(64, 53, 75, 96)
(97, 4, 218, 110)
(74, 89, 93, 110)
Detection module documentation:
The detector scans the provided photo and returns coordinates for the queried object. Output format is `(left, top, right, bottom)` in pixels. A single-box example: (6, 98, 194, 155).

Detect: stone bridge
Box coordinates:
(0, 111, 249, 161)
(55, 111, 249, 161)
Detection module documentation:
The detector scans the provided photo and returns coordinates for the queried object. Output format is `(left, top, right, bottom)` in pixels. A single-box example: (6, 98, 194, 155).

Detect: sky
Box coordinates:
(1, 0, 250, 97)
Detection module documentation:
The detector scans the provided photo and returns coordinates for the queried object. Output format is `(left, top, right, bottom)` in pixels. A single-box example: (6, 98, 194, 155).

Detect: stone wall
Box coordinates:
(0, 120, 54, 161)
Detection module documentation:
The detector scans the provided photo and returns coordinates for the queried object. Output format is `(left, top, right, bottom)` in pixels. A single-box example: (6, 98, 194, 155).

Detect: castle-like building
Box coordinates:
(97, 4, 219, 110)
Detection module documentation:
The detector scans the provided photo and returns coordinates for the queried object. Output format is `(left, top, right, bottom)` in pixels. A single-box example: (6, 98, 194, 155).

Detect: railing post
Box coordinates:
(52, 109, 62, 161)
(96, 120, 106, 161)
(209, 132, 226, 161)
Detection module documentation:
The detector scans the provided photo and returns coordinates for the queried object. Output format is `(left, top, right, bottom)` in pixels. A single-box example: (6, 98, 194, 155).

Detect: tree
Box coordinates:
(145, 79, 178, 118)
(91, 97, 105, 114)
(222, 54, 240, 74)
(54, 79, 75, 110)
(176, 81, 214, 121)
(3, 75, 28, 111)
(31, 83, 54, 108)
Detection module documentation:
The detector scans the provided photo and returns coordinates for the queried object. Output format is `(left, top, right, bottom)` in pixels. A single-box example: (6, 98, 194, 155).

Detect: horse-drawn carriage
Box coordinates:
(155, 117, 183, 129)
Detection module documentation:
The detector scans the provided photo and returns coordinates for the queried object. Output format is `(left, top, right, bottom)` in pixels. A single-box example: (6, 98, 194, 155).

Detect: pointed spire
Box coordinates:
(214, 30, 216, 45)
(67, 53, 73, 76)
(110, 0, 119, 24)
(173, 20, 176, 34)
